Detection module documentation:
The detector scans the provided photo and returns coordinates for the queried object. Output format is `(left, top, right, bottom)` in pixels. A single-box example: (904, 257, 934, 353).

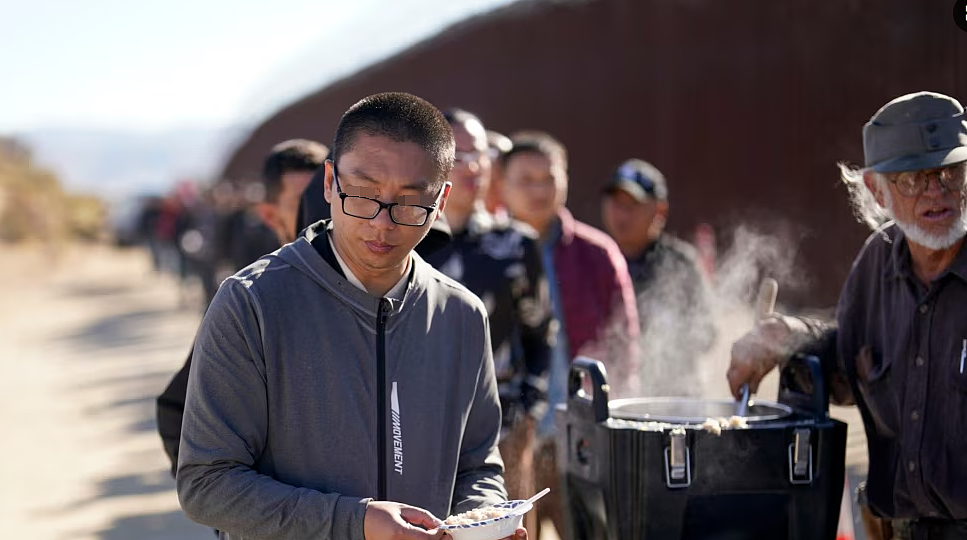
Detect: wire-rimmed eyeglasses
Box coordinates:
(885, 162, 967, 197)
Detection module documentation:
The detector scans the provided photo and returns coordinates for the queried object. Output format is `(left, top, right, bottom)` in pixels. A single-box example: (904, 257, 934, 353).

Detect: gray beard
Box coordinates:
(884, 190, 967, 250)
(894, 217, 967, 250)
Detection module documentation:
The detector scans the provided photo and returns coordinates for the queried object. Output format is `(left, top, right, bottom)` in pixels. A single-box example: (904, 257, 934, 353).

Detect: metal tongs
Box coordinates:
(735, 278, 779, 418)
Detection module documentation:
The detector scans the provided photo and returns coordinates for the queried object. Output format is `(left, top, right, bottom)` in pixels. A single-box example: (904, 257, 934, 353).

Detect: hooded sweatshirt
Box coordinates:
(177, 221, 506, 540)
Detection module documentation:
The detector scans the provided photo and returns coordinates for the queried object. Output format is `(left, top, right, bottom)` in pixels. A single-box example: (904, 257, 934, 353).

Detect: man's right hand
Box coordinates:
(726, 314, 801, 399)
(363, 501, 446, 540)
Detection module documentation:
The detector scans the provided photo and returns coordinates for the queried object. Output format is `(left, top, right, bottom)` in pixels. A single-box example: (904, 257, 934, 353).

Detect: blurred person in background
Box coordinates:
(692, 222, 718, 281)
(600, 159, 716, 397)
(424, 108, 553, 534)
(500, 131, 640, 538)
(177, 92, 521, 540)
(485, 130, 513, 217)
(727, 91, 967, 539)
(153, 192, 183, 276)
(137, 195, 164, 272)
(157, 139, 328, 478)
(225, 139, 328, 272)
(252, 139, 328, 245)
(172, 180, 221, 308)
(207, 179, 242, 282)
(223, 180, 284, 274)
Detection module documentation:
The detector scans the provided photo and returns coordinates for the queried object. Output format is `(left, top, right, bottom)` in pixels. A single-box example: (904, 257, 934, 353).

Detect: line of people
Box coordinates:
(156, 88, 967, 540)
(154, 93, 716, 540)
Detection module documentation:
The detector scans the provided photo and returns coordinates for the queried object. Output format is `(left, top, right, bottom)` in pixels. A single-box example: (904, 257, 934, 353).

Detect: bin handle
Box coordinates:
(568, 357, 610, 423)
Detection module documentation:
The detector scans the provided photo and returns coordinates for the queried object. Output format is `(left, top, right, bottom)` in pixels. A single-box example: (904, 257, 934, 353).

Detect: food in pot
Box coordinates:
(444, 504, 514, 526)
(700, 416, 749, 436)
(607, 419, 675, 432)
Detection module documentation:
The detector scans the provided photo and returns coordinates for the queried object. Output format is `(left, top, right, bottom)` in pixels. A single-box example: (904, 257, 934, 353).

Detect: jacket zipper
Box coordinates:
(376, 298, 390, 500)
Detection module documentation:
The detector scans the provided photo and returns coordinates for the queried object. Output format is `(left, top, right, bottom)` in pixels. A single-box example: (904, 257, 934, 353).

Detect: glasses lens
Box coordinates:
(343, 196, 380, 218)
(391, 205, 429, 226)
(455, 151, 480, 165)
(893, 172, 920, 197)
(940, 164, 967, 191)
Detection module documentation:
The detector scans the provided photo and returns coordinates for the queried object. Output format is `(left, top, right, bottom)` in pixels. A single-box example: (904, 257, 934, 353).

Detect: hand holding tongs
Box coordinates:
(735, 278, 778, 417)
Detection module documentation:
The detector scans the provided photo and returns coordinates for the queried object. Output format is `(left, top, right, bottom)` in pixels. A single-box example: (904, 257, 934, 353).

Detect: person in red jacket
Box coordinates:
(499, 130, 640, 538)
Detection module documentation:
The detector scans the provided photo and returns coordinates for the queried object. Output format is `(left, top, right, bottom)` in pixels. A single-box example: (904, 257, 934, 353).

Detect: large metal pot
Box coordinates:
(609, 396, 793, 424)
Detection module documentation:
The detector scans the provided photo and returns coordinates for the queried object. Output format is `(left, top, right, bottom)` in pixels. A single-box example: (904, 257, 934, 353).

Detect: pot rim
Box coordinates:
(608, 396, 793, 423)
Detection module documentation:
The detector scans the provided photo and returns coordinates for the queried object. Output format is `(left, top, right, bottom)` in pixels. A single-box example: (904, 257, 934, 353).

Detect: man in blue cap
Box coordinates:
(601, 159, 716, 397)
(728, 91, 967, 539)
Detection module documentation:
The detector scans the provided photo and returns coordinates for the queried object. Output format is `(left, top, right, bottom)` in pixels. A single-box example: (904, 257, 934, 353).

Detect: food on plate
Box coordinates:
(443, 504, 515, 526)
(701, 416, 749, 436)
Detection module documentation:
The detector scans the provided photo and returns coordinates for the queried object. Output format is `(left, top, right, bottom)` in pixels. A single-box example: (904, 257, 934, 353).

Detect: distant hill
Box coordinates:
(15, 126, 245, 201)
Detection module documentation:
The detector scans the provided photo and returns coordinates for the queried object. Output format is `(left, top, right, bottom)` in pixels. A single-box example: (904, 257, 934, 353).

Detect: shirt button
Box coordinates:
(911, 410, 920, 421)
(908, 461, 917, 472)
(915, 356, 925, 367)
(919, 304, 929, 314)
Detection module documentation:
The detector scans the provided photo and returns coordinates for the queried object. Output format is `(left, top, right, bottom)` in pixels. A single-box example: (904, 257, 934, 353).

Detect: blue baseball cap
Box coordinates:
(602, 159, 668, 202)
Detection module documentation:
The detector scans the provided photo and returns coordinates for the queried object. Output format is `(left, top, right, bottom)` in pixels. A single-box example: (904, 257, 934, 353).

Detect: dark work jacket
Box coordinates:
(799, 223, 967, 521)
(425, 211, 553, 426)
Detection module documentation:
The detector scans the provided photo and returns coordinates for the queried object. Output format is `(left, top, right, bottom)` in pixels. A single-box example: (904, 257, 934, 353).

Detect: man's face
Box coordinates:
(601, 189, 664, 252)
(501, 151, 567, 233)
(445, 119, 491, 219)
(324, 134, 449, 278)
(867, 162, 967, 250)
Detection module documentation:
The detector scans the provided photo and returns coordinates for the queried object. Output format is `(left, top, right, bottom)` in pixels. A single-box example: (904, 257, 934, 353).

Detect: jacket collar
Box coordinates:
(553, 207, 576, 247)
(282, 220, 425, 318)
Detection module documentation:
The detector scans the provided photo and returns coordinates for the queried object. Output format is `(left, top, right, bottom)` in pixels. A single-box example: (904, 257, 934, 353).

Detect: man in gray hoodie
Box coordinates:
(177, 92, 522, 540)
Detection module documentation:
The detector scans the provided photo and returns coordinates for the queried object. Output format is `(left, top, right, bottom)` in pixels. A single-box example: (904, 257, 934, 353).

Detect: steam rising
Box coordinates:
(635, 225, 807, 401)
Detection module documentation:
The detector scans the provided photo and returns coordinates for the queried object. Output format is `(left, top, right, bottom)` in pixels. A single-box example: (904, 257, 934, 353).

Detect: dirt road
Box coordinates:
(0, 243, 869, 539)
(0, 244, 211, 539)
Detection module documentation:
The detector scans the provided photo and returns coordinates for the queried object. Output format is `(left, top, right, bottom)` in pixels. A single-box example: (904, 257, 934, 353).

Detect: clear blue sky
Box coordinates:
(0, 0, 514, 133)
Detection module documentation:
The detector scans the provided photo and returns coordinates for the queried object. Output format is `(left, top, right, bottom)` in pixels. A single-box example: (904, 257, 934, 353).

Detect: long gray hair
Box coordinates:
(838, 162, 892, 230)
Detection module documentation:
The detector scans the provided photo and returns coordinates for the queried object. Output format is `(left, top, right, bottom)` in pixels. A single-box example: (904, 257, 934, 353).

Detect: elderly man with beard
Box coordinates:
(727, 91, 967, 540)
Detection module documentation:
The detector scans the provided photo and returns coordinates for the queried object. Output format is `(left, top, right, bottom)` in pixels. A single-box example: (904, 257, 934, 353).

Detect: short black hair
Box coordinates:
(442, 108, 482, 127)
(261, 139, 329, 203)
(502, 130, 568, 170)
(332, 92, 455, 187)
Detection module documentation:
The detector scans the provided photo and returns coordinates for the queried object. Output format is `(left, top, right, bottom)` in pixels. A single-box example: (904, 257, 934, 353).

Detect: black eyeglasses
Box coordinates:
(332, 162, 447, 227)
(885, 162, 967, 197)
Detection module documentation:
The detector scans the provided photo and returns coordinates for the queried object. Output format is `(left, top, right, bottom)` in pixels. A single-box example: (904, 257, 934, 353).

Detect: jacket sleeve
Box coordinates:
(515, 237, 553, 421)
(156, 345, 193, 477)
(176, 279, 369, 540)
(787, 315, 852, 406)
(451, 315, 508, 514)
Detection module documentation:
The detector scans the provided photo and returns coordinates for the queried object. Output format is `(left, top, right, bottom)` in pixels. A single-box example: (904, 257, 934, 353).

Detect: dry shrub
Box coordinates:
(0, 137, 106, 244)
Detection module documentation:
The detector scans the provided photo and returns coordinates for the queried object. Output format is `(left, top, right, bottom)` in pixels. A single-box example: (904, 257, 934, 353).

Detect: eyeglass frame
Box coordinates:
(884, 162, 967, 197)
(331, 160, 449, 227)
(454, 149, 487, 165)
